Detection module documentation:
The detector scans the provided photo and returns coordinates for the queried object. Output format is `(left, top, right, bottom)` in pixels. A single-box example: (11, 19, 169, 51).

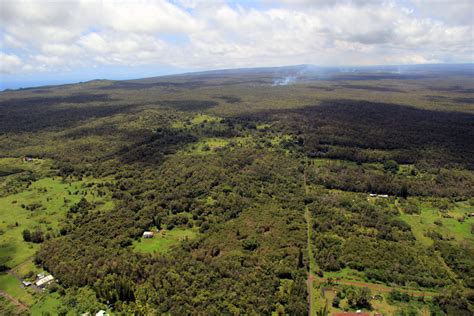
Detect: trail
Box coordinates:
(1, 255, 41, 313)
(0, 290, 28, 312)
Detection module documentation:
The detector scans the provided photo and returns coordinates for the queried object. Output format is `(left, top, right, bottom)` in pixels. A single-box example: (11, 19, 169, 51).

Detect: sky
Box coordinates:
(0, 0, 473, 89)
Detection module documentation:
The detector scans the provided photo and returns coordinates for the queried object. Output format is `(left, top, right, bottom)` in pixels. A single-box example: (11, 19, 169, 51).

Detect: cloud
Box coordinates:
(410, 0, 474, 26)
(0, 0, 472, 78)
(0, 53, 23, 73)
(100, 0, 200, 33)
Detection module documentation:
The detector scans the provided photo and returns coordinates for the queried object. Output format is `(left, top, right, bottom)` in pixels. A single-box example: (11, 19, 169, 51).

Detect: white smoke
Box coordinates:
(272, 75, 297, 86)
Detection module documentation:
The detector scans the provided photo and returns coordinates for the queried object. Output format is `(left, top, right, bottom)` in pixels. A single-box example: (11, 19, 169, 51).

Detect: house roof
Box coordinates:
(332, 313, 370, 316)
(36, 275, 54, 287)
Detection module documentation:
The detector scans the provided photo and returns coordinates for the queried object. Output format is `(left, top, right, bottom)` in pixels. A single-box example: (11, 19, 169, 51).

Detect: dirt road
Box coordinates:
(0, 290, 28, 311)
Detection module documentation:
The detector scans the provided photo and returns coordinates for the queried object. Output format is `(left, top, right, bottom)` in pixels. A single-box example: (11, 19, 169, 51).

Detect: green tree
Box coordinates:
(384, 160, 399, 174)
(22, 229, 31, 242)
(63, 286, 104, 314)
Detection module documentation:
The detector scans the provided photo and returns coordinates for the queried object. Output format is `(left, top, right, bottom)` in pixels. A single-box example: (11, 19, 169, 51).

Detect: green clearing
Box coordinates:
(0, 158, 52, 176)
(29, 292, 62, 315)
(0, 158, 54, 196)
(133, 229, 197, 254)
(179, 133, 294, 155)
(323, 267, 366, 282)
(0, 273, 35, 306)
(10, 260, 42, 281)
(172, 113, 222, 129)
(0, 171, 114, 313)
(400, 199, 474, 246)
(315, 282, 432, 316)
(185, 137, 230, 154)
(256, 123, 271, 130)
(0, 176, 114, 268)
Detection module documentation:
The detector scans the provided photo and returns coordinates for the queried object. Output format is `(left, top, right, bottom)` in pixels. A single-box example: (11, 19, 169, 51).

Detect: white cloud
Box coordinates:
(0, 53, 23, 73)
(100, 0, 200, 33)
(0, 0, 472, 76)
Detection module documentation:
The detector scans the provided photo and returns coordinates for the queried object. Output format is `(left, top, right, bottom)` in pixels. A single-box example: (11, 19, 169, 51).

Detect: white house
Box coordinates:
(143, 231, 154, 238)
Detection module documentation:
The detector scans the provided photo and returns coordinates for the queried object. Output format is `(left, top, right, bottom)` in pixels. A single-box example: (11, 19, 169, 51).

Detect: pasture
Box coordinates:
(133, 229, 197, 254)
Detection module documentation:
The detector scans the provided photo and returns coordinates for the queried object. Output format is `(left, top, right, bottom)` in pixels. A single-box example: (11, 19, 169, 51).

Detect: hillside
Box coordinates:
(0, 64, 473, 315)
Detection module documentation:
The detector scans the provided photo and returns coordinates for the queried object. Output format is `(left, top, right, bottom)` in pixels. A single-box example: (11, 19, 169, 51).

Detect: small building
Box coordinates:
(36, 274, 54, 287)
(143, 231, 154, 238)
(23, 156, 33, 162)
(369, 193, 377, 197)
(378, 194, 389, 198)
(332, 312, 370, 316)
(96, 310, 109, 316)
(22, 281, 32, 287)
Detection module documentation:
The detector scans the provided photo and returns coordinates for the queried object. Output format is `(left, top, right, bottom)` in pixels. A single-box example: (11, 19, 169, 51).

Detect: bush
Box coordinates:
(388, 290, 410, 303)
(22, 229, 31, 242)
(383, 160, 399, 174)
(242, 237, 259, 251)
(31, 230, 45, 243)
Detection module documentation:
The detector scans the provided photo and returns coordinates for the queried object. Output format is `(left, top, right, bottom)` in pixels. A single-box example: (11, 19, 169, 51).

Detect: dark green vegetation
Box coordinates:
(0, 64, 473, 315)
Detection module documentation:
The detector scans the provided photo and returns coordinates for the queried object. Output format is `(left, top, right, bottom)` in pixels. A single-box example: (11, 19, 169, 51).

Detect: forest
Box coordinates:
(0, 65, 473, 315)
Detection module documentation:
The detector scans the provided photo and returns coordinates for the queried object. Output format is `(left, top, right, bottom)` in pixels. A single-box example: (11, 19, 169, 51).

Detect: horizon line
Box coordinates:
(2, 62, 473, 92)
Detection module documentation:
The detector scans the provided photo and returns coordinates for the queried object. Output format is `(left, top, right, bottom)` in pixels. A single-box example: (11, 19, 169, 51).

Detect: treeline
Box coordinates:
(306, 160, 474, 198)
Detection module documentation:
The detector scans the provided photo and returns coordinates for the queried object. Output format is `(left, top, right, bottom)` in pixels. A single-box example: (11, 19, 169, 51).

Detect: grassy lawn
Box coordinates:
(0, 273, 35, 306)
(323, 267, 366, 282)
(133, 228, 197, 254)
(11, 260, 41, 280)
(29, 292, 62, 315)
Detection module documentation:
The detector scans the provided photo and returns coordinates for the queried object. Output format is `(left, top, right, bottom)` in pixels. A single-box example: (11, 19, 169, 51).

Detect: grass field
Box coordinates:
(0, 158, 52, 176)
(29, 292, 62, 315)
(315, 281, 433, 316)
(0, 170, 114, 313)
(133, 228, 197, 254)
(400, 199, 474, 246)
(323, 267, 366, 282)
(0, 273, 35, 306)
(0, 176, 113, 268)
